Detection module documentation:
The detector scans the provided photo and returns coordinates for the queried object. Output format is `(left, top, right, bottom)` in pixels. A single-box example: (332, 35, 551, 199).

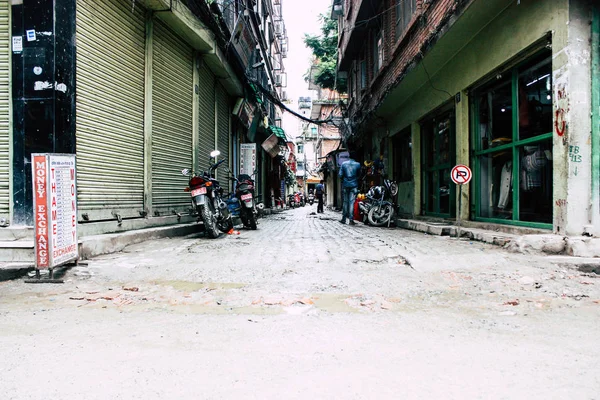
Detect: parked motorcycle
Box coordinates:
(308, 192, 315, 205)
(298, 192, 306, 207)
(294, 192, 301, 207)
(182, 150, 233, 238)
(230, 172, 258, 230)
(287, 194, 296, 208)
(366, 179, 398, 226)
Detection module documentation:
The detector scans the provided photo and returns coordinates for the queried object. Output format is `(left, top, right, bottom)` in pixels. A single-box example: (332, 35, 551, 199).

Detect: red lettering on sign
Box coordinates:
(33, 155, 49, 269)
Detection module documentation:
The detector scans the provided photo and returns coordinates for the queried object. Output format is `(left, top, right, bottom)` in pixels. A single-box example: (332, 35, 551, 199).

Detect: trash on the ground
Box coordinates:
(123, 287, 139, 292)
(503, 299, 520, 306)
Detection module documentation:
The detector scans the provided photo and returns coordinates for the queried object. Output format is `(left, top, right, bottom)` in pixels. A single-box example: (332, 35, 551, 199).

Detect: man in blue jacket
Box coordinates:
(338, 150, 361, 225)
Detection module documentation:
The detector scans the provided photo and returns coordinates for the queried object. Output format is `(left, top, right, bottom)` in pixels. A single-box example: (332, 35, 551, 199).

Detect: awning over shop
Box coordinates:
(269, 125, 286, 143)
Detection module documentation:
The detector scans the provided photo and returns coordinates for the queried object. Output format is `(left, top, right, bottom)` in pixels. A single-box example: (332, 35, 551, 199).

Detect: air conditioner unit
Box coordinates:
(332, 3, 343, 17)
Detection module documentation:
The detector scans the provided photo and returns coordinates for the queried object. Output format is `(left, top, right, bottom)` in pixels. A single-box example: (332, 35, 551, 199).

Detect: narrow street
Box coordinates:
(1, 206, 600, 399)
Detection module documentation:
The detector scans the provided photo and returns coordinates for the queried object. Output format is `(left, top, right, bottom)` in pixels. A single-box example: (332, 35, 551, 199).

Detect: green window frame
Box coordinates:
(421, 107, 455, 218)
(471, 50, 553, 229)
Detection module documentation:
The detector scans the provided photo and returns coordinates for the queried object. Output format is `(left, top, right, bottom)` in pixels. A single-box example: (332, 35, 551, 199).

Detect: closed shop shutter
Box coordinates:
(216, 83, 230, 160)
(197, 65, 215, 171)
(152, 20, 193, 213)
(0, 2, 9, 218)
(76, 0, 146, 221)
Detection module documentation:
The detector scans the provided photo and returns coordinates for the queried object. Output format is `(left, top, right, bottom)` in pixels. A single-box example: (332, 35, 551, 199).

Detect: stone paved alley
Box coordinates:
(1, 206, 600, 399)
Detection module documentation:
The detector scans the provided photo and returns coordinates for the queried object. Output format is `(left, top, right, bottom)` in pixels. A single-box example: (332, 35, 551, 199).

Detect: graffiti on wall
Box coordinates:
(569, 145, 582, 163)
(554, 82, 569, 142)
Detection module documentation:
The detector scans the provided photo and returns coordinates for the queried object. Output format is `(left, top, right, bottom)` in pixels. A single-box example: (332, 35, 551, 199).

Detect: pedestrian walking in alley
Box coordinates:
(339, 150, 361, 225)
(316, 180, 325, 213)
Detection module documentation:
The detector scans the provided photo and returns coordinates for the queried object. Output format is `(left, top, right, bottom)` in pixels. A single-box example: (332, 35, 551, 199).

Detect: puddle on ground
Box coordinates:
(311, 293, 360, 313)
(152, 280, 246, 292)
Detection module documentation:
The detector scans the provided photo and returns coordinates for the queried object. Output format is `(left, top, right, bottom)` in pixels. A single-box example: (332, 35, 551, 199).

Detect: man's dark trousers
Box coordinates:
(317, 194, 324, 213)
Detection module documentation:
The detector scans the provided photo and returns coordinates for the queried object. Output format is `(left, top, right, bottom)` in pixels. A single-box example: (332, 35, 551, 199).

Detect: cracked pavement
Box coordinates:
(1, 206, 600, 399)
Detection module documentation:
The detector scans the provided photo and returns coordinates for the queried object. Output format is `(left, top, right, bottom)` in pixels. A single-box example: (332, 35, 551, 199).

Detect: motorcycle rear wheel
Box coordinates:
(367, 203, 394, 227)
(248, 212, 258, 230)
(200, 204, 220, 238)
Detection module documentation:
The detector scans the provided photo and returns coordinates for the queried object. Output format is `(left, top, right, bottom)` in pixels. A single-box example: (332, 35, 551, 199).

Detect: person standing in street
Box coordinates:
(338, 150, 361, 225)
(315, 180, 325, 213)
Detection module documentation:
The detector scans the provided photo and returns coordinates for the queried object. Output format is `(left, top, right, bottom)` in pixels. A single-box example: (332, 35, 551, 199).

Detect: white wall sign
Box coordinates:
(32, 154, 78, 269)
(240, 143, 257, 176)
(26, 29, 36, 41)
(12, 36, 23, 53)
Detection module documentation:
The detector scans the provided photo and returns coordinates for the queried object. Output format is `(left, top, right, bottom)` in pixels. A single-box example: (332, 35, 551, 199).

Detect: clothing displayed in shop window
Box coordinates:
(497, 149, 549, 210)
(498, 161, 512, 210)
(521, 150, 548, 191)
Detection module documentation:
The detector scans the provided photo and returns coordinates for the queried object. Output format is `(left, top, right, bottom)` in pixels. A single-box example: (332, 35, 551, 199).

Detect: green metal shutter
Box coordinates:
(76, 0, 146, 221)
(197, 64, 215, 171)
(152, 20, 193, 213)
(216, 83, 230, 160)
(0, 1, 9, 219)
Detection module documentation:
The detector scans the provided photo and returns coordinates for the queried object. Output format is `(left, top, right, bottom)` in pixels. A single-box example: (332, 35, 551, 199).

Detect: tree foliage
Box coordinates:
(304, 14, 346, 93)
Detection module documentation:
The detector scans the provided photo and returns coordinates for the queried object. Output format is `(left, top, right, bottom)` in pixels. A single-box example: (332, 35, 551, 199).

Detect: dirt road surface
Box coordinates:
(1, 207, 600, 399)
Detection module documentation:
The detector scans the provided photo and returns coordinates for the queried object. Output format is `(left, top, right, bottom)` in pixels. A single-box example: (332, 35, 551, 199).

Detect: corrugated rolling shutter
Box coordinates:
(216, 83, 230, 188)
(0, 2, 9, 218)
(76, 0, 146, 221)
(197, 64, 215, 172)
(152, 20, 193, 213)
(216, 83, 230, 161)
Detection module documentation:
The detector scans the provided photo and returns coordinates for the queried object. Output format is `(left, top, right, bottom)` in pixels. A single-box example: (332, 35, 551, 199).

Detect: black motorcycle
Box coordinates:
(182, 150, 233, 238)
(287, 194, 296, 208)
(359, 178, 398, 227)
(231, 172, 258, 230)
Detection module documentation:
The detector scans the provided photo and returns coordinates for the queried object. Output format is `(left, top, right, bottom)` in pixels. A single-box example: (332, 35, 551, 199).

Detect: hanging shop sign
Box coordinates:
(261, 134, 280, 158)
(231, 13, 256, 68)
(233, 98, 255, 128)
(32, 153, 78, 269)
(240, 143, 257, 176)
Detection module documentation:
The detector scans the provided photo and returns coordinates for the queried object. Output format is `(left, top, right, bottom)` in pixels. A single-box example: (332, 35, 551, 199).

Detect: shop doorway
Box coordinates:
(421, 106, 455, 218)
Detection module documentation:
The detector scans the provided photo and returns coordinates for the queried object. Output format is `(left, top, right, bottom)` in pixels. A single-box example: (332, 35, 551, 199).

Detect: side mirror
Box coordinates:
(181, 168, 190, 176)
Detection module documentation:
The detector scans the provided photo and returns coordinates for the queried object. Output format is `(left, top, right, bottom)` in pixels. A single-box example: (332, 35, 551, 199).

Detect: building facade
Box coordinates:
(333, 0, 600, 236)
(0, 0, 287, 239)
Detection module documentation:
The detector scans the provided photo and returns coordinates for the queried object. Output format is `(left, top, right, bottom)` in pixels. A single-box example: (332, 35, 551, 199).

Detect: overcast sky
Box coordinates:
(280, 0, 330, 140)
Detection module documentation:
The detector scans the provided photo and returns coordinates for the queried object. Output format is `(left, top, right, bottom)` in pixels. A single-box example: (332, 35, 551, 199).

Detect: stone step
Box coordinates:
(0, 239, 35, 262)
(0, 226, 34, 241)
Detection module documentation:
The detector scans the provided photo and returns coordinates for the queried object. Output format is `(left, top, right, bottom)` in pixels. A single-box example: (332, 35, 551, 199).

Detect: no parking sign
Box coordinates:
(451, 165, 472, 185)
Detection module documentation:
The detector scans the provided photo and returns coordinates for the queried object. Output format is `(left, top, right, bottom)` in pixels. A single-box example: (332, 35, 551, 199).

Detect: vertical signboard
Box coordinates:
(33, 155, 50, 268)
(32, 154, 78, 269)
(240, 143, 256, 176)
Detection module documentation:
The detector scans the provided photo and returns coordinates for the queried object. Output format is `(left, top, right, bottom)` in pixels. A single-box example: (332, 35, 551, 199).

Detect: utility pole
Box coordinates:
(303, 132, 307, 194)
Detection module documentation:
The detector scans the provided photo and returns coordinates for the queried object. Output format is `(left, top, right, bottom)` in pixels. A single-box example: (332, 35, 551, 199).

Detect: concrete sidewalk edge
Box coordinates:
(397, 218, 600, 258)
(0, 222, 204, 282)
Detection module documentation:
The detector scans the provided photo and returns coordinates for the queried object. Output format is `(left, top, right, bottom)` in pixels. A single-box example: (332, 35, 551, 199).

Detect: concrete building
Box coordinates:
(332, 0, 600, 237)
(310, 89, 343, 209)
(0, 0, 288, 260)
